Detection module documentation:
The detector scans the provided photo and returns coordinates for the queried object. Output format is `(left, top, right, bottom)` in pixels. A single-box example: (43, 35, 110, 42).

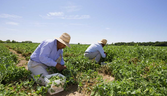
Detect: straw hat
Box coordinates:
(56, 33, 71, 47)
(98, 39, 107, 45)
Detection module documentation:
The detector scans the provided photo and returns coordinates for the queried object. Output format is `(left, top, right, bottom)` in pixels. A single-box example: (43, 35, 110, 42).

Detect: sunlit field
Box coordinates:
(1, 43, 167, 95)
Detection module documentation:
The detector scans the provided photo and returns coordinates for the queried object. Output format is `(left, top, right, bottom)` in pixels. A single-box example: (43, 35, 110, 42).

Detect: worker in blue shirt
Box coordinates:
(84, 39, 107, 64)
(27, 33, 71, 85)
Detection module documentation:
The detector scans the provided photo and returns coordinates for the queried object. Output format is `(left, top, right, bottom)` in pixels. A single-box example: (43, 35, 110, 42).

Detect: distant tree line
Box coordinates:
(1, 39, 167, 46)
(0, 40, 32, 43)
(113, 41, 167, 46)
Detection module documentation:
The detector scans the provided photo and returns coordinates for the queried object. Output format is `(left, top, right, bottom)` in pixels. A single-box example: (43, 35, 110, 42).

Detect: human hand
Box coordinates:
(104, 52, 107, 56)
(55, 63, 65, 71)
(63, 65, 67, 69)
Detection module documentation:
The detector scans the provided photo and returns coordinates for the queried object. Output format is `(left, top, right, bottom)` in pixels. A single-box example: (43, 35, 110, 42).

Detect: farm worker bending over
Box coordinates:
(27, 33, 71, 85)
(84, 39, 107, 63)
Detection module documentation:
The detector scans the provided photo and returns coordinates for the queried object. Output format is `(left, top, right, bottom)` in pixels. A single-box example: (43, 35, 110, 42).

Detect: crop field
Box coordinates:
(0, 43, 167, 96)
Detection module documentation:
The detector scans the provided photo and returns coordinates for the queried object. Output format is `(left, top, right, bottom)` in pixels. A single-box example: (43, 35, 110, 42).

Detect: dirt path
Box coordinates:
(9, 49, 28, 70)
(99, 73, 115, 82)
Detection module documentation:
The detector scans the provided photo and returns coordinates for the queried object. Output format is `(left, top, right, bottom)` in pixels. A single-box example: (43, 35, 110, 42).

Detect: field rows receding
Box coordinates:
(1, 43, 167, 96)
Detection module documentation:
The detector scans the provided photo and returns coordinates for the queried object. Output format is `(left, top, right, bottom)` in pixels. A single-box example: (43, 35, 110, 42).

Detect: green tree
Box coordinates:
(6, 40, 11, 43)
(0, 40, 4, 43)
(12, 40, 17, 43)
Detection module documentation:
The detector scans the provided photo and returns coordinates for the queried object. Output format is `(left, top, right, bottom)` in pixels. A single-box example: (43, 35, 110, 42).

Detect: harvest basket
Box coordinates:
(44, 73, 66, 95)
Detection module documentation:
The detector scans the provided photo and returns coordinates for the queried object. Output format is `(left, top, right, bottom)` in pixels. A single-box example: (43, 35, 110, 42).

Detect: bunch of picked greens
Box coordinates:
(49, 75, 64, 82)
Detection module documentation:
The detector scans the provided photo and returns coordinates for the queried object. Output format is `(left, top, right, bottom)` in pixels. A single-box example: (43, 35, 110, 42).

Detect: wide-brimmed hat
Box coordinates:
(98, 39, 107, 45)
(55, 33, 71, 47)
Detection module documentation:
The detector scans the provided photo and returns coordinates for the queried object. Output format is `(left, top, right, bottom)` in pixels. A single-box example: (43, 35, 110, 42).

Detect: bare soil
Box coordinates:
(9, 49, 28, 70)
(98, 73, 115, 82)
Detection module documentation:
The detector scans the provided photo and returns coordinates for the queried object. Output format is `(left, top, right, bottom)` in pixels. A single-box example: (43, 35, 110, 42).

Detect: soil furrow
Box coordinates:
(9, 48, 28, 70)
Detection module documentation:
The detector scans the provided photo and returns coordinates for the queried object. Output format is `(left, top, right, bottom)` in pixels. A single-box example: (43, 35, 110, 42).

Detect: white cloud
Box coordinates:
(6, 22, 19, 25)
(39, 15, 51, 19)
(62, 5, 80, 12)
(47, 12, 64, 16)
(40, 12, 90, 19)
(0, 14, 22, 18)
(69, 23, 86, 26)
(62, 15, 90, 19)
(60, 2, 81, 12)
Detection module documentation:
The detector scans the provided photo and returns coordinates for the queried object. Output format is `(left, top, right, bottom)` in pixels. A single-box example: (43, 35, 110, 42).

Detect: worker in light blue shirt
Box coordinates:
(27, 33, 71, 85)
(84, 39, 107, 63)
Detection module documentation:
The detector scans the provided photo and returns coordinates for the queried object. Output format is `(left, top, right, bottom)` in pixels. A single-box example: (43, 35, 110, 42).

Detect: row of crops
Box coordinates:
(1, 43, 167, 95)
(0, 44, 34, 95)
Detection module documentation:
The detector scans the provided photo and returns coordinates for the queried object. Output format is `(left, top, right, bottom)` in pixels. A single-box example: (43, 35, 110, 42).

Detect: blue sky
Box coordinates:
(0, 0, 167, 44)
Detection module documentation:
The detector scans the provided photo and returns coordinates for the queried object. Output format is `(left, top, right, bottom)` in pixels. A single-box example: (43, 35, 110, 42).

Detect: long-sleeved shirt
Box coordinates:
(30, 39, 64, 67)
(85, 43, 106, 58)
